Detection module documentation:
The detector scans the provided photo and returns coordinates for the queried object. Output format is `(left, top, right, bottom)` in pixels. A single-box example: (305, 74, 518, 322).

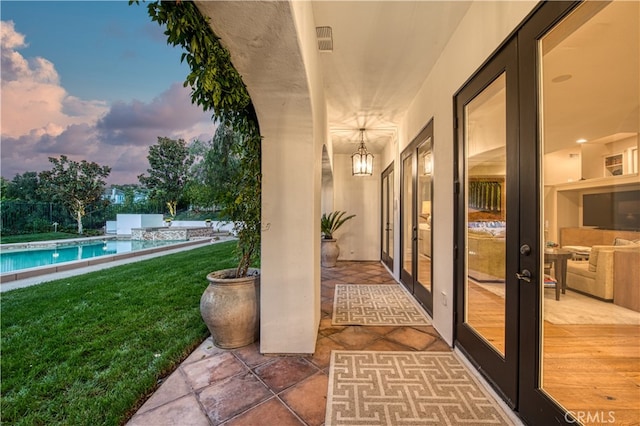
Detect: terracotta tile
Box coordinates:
(320, 285, 335, 299)
(410, 325, 442, 337)
(321, 299, 334, 315)
(198, 371, 272, 424)
(385, 327, 438, 350)
(424, 338, 453, 352)
(310, 337, 346, 369)
(137, 369, 192, 413)
(328, 326, 381, 349)
(233, 342, 271, 368)
(364, 338, 415, 352)
(182, 351, 247, 390)
(182, 336, 228, 365)
(359, 325, 398, 336)
(223, 397, 304, 426)
(280, 372, 329, 426)
(254, 357, 319, 393)
(128, 394, 209, 426)
(317, 318, 347, 337)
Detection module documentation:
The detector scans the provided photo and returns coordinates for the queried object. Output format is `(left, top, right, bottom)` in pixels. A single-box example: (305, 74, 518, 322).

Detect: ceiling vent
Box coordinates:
(316, 26, 333, 52)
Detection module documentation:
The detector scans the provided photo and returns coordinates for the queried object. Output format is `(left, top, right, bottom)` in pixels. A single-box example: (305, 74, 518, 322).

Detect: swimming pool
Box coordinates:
(0, 239, 191, 274)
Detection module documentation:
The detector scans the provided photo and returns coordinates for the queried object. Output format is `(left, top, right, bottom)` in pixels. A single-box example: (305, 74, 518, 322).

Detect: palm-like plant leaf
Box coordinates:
(321, 211, 356, 239)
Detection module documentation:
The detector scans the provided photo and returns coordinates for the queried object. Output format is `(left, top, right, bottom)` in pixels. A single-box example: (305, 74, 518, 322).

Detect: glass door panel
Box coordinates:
(401, 154, 414, 285)
(388, 169, 394, 262)
(465, 73, 507, 356)
(539, 2, 640, 423)
(417, 141, 432, 294)
(381, 164, 394, 270)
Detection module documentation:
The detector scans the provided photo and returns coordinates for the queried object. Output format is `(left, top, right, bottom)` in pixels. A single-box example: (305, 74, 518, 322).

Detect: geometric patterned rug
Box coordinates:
(332, 284, 431, 326)
(325, 351, 514, 425)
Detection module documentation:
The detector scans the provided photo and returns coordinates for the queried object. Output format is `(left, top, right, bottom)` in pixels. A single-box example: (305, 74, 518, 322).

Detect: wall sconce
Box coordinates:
(352, 128, 374, 176)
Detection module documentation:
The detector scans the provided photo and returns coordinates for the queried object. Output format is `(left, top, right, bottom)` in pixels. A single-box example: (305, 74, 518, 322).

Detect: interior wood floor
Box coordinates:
(467, 281, 640, 425)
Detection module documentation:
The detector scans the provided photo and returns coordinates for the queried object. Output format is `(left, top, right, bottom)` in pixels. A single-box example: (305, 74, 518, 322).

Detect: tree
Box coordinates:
(38, 155, 111, 234)
(187, 124, 241, 212)
(138, 137, 194, 217)
(142, 0, 261, 277)
(5, 171, 42, 201)
(0, 177, 9, 201)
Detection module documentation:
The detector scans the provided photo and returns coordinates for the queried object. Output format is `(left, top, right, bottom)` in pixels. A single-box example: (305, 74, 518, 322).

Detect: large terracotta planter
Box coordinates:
(200, 268, 260, 349)
(321, 239, 340, 267)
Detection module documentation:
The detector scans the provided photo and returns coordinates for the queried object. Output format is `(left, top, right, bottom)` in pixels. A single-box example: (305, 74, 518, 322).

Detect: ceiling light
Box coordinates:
(576, 138, 588, 144)
(352, 129, 374, 176)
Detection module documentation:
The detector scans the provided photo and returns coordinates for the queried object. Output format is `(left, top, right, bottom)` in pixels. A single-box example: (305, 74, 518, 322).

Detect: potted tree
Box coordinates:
(148, 2, 261, 349)
(200, 122, 261, 348)
(321, 211, 356, 267)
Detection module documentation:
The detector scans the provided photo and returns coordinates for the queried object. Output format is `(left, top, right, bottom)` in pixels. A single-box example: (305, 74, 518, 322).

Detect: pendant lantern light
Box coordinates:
(351, 128, 374, 176)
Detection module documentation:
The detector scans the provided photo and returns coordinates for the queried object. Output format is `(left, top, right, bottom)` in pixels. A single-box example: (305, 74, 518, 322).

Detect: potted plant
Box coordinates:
(150, 1, 261, 349)
(200, 124, 261, 348)
(321, 211, 356, 267)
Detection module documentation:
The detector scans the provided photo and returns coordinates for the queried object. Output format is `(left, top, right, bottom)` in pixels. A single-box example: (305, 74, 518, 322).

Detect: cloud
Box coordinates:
(1, 21, 214, 184)
(96, 82, 213, 146)
(1, 20, 109, 138)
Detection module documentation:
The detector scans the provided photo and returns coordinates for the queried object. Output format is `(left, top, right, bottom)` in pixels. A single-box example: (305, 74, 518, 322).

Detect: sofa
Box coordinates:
(566, 243, 640, 301)
(467, 221, 506, 282)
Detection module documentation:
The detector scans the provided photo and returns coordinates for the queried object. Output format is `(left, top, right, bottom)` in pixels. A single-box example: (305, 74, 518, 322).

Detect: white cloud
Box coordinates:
(0, 20, 109, 138)
(0, 20, 214, 184)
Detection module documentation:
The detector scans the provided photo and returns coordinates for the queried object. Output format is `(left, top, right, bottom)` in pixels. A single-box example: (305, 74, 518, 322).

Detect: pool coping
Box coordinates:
(0, 236, 227, 284)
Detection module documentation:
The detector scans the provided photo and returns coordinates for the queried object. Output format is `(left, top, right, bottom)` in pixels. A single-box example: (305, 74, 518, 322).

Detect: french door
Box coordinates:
(454, 37, 520, 406)
(400, 120, 433, 314)
(381, 163, 394, 270)
(456, 1, 639, 424)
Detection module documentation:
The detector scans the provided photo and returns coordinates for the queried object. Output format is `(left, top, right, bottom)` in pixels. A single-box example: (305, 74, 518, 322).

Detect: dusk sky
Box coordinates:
(1, 1, 215, 184)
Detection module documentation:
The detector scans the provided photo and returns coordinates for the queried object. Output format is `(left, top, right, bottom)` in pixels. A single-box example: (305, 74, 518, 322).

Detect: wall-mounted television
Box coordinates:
(583, 190, 640, 231)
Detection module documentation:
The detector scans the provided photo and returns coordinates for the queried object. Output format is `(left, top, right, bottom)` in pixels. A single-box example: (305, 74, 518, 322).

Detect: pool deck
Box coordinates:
(0, 235, 235, 292)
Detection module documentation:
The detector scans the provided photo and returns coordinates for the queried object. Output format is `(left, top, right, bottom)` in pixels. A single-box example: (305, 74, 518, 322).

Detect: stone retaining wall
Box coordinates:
(131, 227, 215, 241)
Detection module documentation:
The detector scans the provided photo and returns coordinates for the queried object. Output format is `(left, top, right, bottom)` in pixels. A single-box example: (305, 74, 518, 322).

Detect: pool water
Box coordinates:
(0, 240, 180, 273)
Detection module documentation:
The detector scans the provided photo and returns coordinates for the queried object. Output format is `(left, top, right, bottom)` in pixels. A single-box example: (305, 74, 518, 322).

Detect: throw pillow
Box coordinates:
(613, 237, 639, 246)
(588, 247, 599, 272)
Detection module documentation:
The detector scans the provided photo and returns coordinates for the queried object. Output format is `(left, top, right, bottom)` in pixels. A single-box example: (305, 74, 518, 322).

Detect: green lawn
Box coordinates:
(0, 232, 84, 244)
(1, 240, 238, 425)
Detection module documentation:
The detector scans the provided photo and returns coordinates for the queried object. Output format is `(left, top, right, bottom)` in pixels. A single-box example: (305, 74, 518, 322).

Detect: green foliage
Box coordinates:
(0, 176, 8, 200)
(138, 1, 261, 277)
(37, 155, 111, 235)
(1, 241, 237, 425)
(321, 211, 356, 240)
(3, 171, 43, 201)
(138, 137, 194, 218)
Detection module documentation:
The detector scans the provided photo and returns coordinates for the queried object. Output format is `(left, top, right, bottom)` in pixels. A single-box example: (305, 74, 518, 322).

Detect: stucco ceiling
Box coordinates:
(196, 1, 638, 159)
(311, 1, 472, 153)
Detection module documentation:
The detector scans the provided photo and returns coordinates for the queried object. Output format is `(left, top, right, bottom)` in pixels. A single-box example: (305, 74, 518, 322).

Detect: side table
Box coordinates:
(544, 248, 573, 300)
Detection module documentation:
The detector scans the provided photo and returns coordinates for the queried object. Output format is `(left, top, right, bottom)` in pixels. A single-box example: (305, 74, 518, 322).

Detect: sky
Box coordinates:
(1, 1, 215, 184)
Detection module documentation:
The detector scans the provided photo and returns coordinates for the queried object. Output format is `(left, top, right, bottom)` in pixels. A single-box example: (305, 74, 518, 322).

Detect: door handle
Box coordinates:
(516, 269, 532, 283)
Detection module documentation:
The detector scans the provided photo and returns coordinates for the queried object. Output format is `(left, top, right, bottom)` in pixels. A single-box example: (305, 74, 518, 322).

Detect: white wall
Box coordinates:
(116, 214, 163, 235)
(403, 1, 538, 344)
(333, 154, 381, 261)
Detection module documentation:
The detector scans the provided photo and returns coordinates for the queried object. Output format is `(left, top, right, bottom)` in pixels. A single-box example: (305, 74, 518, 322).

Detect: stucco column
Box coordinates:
(196, 0, 323, 354)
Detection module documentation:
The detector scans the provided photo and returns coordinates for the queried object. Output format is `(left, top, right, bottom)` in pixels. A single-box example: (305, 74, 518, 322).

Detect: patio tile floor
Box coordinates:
(127, 261, 452, 426)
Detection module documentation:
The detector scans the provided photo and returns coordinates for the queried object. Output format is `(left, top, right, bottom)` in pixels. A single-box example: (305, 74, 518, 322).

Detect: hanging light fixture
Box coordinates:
(351, 128, 374, 176)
